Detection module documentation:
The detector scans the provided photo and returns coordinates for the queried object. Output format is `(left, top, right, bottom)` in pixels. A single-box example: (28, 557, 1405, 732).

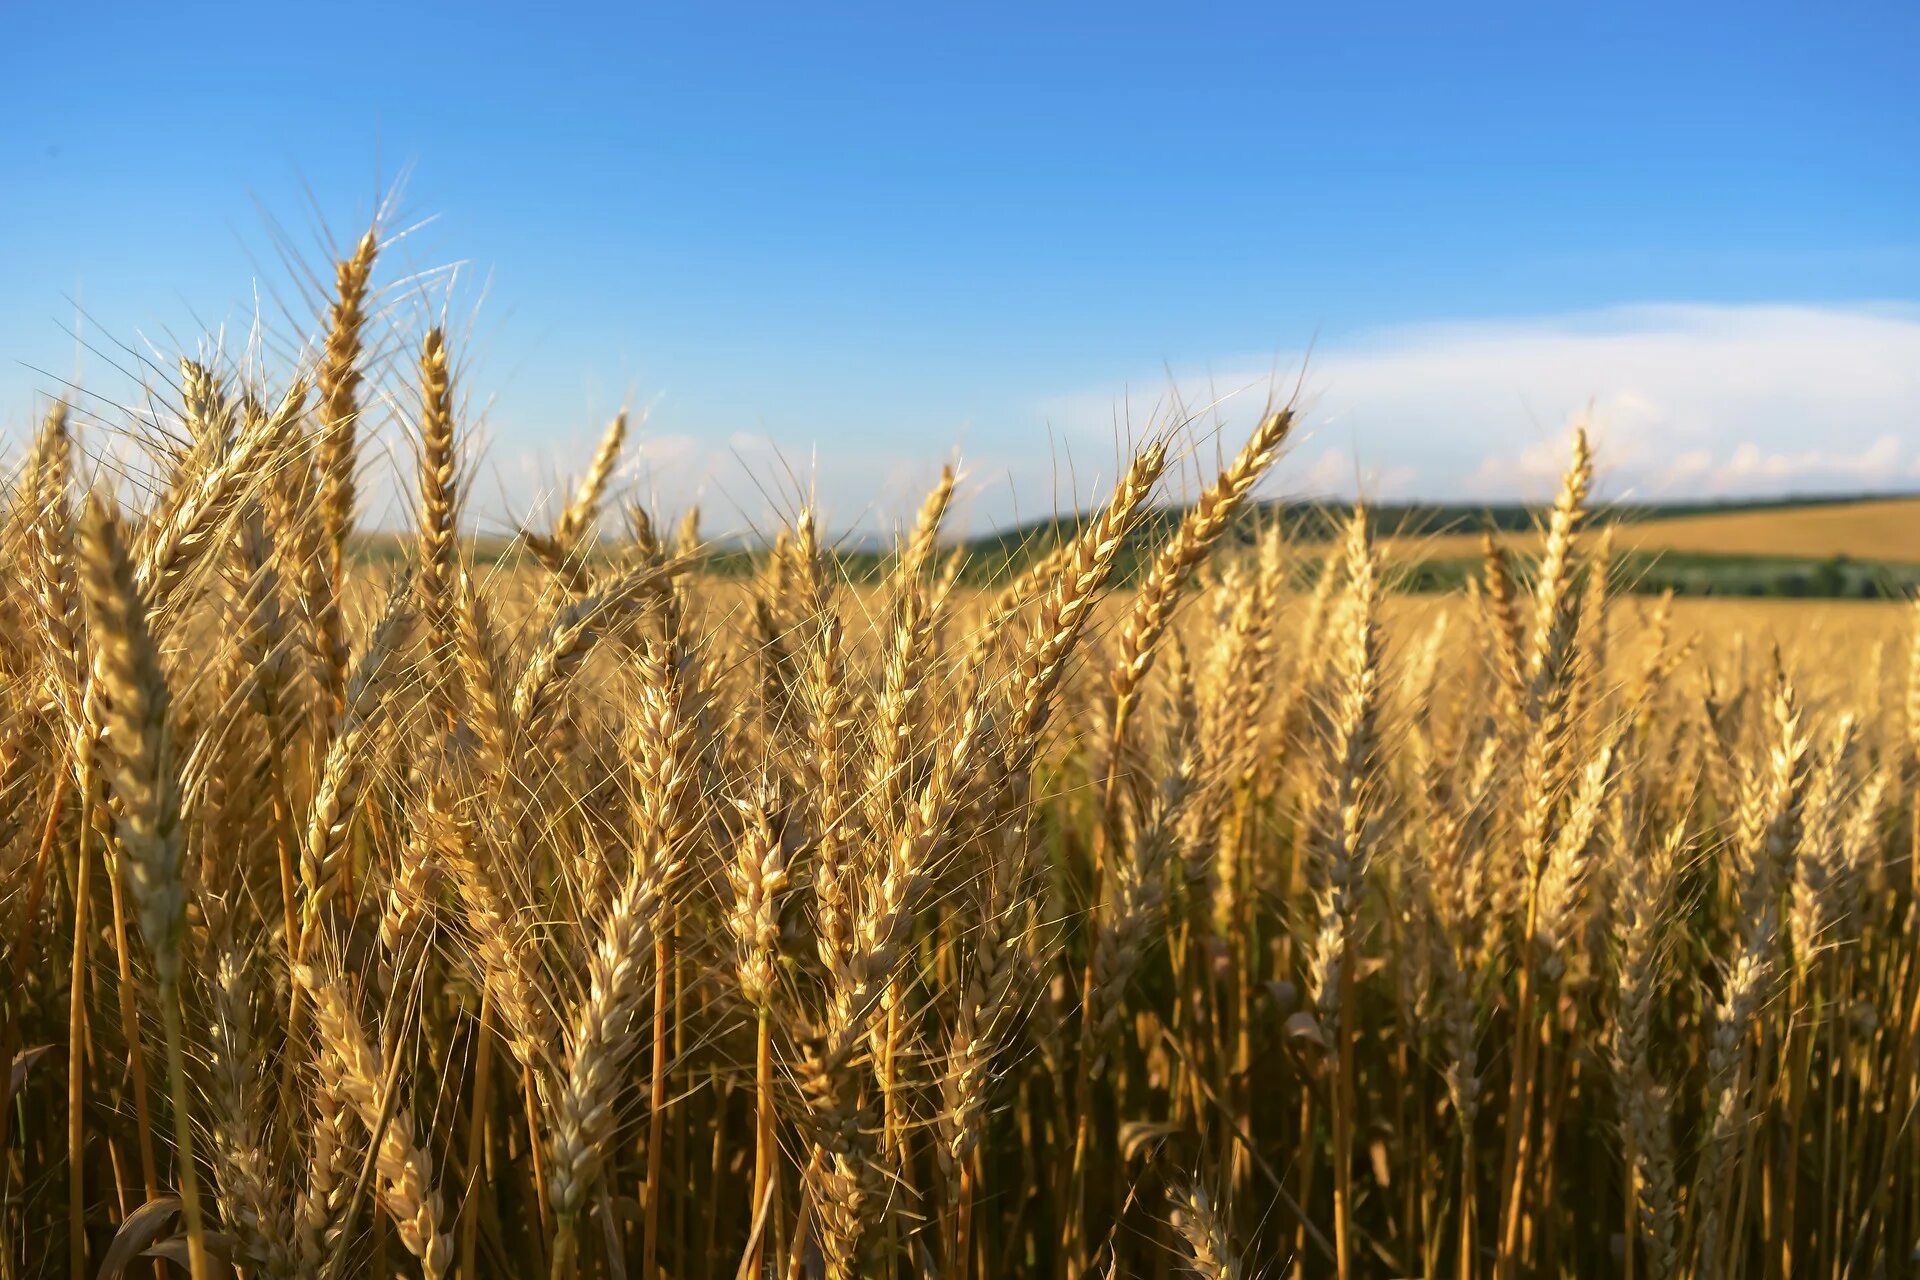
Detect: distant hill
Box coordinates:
(344, 492, 1920, 599)
(957, 492, 1920, 599)
(962, 492, 1920, 568)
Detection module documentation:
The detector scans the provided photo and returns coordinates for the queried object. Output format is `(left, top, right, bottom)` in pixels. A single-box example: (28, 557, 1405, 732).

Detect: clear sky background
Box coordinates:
(3, 1, 1916, 532)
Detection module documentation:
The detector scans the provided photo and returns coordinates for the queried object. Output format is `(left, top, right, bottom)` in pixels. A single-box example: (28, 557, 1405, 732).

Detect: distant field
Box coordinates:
(1402, 496, 1920, 563)
(342, 494, 1920, 599)
(1619, 497, 1920, 561)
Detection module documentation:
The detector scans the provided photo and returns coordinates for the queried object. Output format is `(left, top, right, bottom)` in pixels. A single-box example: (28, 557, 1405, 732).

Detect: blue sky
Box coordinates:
(3, 1, 1916, 531)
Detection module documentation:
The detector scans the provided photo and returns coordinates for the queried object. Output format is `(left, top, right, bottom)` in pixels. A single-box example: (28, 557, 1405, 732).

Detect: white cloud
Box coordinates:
(1038, 302, 1920, 503)
(1296, 447, 1419, 499)
(36, 299, 1918, 539)
(436, 304, 1920, 535)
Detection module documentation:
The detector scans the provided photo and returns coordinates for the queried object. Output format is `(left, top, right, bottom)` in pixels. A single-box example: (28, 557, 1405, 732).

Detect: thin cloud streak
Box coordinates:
(152, 299, 1920, 539)
(1039, 302, 1920, 506)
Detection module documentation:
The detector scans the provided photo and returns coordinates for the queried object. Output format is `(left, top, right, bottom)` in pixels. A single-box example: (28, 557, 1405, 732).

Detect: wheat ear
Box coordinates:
(137, 377, 308, 615)
(76, 495, 211, 1280)
(526, 410, 630, 590)
(415, 328, 459, 667)
(297, 961, 455, 1280)
(1109, 407, 1293, 733)
(318, 228, 378, 591)
(1168, 1184, 1242, 1280)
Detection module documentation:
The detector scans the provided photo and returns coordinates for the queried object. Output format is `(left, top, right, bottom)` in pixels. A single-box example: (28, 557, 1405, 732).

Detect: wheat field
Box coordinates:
(3, 231, 1919, 1280)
